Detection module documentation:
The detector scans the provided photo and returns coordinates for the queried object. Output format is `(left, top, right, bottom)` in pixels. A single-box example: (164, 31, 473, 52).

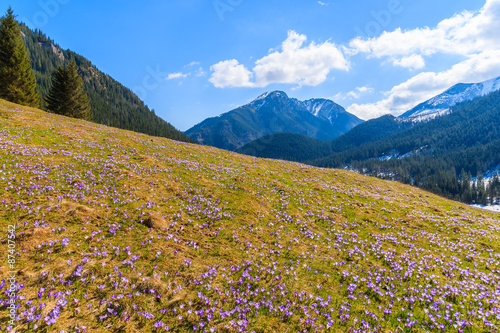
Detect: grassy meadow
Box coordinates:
(0, 99, 499, 332)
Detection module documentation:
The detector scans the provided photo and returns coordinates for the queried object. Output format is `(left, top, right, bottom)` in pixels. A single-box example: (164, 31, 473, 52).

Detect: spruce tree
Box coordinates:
(46, 60, 91, 120)
(0, 7, 40, 107)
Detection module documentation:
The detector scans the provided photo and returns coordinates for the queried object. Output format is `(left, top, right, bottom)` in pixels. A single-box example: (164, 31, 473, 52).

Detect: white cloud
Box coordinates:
(334, 86, 373, 101)
(392, 54, 425, 70)
(166, 72, 189, 80)
(186, 61, 201, 67)
(195, 67, 207, 77)
(356, 86, 373, 94)
(185, 62, 207, 77)
(253, 31, 349, 87)
(347, 102, 389, 121)
(318, 1, 328, 6)
(347, 50, 500, 119)
(209, 60, 254, 88)
(209, 30, 349, 88)
(346, 0, 500, 119)
(349, 0, 500, 62)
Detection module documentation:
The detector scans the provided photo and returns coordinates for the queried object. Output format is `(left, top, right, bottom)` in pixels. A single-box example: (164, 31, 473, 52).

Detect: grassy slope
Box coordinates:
(0, 99, 499, 332)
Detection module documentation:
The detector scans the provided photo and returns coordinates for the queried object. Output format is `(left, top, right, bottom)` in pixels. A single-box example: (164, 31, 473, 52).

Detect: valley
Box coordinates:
(2, 2, 500, 332)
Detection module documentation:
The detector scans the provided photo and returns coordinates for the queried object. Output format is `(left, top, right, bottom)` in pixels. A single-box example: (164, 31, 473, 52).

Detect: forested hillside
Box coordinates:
(238, 115, 413, 163)
(314, 92, 500, 204)
(237, 132, 333, 162)
(19, 24, 192, 143)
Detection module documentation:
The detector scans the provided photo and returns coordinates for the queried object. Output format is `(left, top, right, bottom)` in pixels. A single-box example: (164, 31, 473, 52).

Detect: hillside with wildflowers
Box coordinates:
(0, 99, 499, 332)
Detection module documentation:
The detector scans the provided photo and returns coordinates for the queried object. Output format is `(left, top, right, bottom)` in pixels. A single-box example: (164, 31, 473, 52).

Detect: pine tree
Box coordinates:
(0, 7, 39, 107)
(46, 60, 91, 120)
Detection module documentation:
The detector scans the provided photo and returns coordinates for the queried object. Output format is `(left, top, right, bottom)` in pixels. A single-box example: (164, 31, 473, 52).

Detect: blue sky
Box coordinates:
(3, 0, 499, 131)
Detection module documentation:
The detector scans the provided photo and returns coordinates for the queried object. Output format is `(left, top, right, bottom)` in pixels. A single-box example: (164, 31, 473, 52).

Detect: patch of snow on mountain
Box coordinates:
(313, 102, 325, 117)
(327, 112, 339, 124)
(255, 91, 271, 101)
(485, 164, 500, 178)
(257, 100, 267, 109)
(471, 204, 500, 212)
(481, 76, 500, 96)
(472, 164, 500, 187)
(303, 100, 330, 118)
(378, 151, 398, 161)
(399, 109, 451, 123)
(397, 151, 414, 159)
(375, 146, 427, 162)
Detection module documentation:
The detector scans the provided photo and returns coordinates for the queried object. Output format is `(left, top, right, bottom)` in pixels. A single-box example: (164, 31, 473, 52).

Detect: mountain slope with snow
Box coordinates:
(185, 91, 363, 150)
(313, 88, 500, 204)
(400, 76, 500, 119)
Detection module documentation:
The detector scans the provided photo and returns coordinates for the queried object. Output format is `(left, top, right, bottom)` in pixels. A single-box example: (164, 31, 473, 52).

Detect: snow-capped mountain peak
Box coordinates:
(251, 92, 355, 126)
(254, 91, 272, 101)
(254, 91, 288, 102)
(186, 91, 364, 151)
(400, 76, 500, 119)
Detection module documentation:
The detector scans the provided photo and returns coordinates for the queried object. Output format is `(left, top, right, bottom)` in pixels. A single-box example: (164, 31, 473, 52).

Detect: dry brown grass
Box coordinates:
(141, 214, 168, 229)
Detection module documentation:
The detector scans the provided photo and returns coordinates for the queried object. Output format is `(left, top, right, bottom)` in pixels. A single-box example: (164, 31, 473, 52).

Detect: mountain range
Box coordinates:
(237, 115, 413, 162)
(239, 75, 500, 161)
(185, 91, 363, 150)
(237, 76, 500, 204)
(317, 88, 500, 203)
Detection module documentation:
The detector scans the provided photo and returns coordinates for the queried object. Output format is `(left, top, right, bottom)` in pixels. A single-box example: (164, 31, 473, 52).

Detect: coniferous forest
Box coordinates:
(45, 60, 91, 120)
(16, 23, 193, 143)
(311, 91, 500, 205)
